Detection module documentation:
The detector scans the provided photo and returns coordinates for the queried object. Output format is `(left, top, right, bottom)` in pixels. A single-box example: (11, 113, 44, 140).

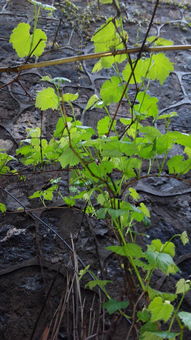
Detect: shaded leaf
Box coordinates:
(86, 280, 111, 290)
(103, 298, 129, 315)
(178, 312, 191, 330)
(107, 243, 144, 258)
(146, 250, 178, 274)
(141, 331, 178, 340)
(147, 286, 177, 302)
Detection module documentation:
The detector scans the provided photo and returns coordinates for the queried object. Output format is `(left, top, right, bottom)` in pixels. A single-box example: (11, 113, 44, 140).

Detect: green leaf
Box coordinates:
(149, 239, 175, 257)
(59, 147, 80, 168)
(10, 23, 31, 57)
(100, 76, 124, 105)
(0, 152, 14, 174)
(78, 265, 90, 280)
(35, 87, 59, 110)
(10, 23, 47, 57)
(139, 202, 150, 218)
(107, 243, 144, 258)
(62, 93, 79, 102)
(147, 286, 177, 302)
(178, 312, 191, 330)
(97, 116, 115, 135)
(147, 36, 174, 46)
(157, 112, 177, 120)
(123, 53, 173, 85)
(141, 331, 178, 340)
(155, 134, 172, 154)
(140, 322, 158, 336)
(148, 53, 174, 85)
(0, 203, 6, 213)
(122, 58, 150, 84)
(29, 185, 58, 201)
(176, 279, 190, 294)
(85, 94, 100, 111)
(167, 131, 191, 147)
(91, 17, 127, 69)
(148, 297, 174, 322)
(139, 126, 161, 140)
(63, 196, 75, 206)
(86, 280, 111, 290)
(134, 92, 159, 118)
(167, 155, 191, 174)
(184, 146, 191, 157)
(100, 140, 138, 158)
(137, 309, 151, 322)
(92, 18, 116, 52)
(128, 187, 140, 200)
(146, 250, 178, 274)
(31, 28, 47, 56)
(100, 0, 113, 3)
(180, 231, 189, 245)
(103, 299, 129, 315)
(96, 207, 108, 219)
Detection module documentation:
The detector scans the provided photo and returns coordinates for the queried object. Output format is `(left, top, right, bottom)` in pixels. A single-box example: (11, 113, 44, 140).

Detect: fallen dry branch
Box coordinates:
(0, 44, 191, 73)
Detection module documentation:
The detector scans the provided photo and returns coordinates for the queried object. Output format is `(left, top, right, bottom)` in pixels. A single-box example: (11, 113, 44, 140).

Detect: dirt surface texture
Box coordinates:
(0, 0, 191, 339)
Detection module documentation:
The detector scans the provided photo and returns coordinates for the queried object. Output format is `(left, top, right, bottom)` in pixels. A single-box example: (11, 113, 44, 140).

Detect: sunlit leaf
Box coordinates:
(148, 53, 174, 85)
(148, 297, 174, 322)
(85, 94, 100, 111)
(147, 36, 174, 46)
(167, 155, 191, 174)
(0, 203, 6, 213)
(97, 116, 115, 135)
(36, 87, 59, 110)
(134, 92, 159, 118)
(100, 0, 113, 3)
(122, 58, 150, 84)
(100, 76, 124, 105)
(176, 279, 190, 294)
(180, 231, 189, 245)
(139, 203, 150, 217)
(10, 23, 47, 57)
(128, 187, 140, 200)
(62, 93, 79, 102)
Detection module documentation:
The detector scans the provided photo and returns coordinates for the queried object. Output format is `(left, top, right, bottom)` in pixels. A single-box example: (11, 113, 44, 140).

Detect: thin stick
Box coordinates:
(1, 44, 191, 73)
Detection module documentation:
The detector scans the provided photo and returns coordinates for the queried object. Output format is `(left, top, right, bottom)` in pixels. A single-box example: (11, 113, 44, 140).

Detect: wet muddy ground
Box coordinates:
(0, 0, 191, 339)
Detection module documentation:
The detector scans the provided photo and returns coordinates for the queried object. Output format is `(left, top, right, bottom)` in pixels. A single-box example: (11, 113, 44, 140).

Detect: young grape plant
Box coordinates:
(1, 0, 191, 338)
